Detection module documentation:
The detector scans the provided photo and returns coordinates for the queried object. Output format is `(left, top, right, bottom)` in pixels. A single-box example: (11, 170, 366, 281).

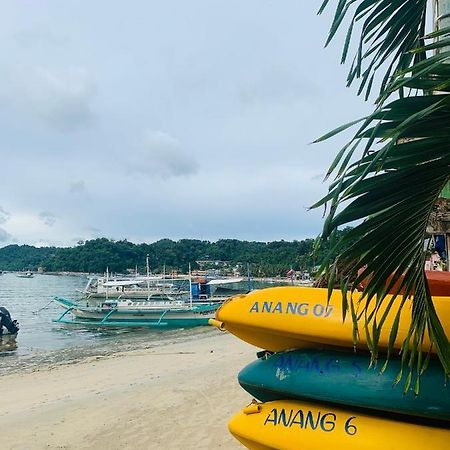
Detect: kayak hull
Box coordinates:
(238, 349, 450, 421)
(213, 287, 450, 352)
(228, 400, 450, 450)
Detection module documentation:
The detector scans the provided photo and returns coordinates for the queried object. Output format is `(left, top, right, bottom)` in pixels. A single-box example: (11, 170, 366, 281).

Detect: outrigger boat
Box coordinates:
(54, 257, 246, 328)
(53, 295, 219, 328)
(82, 257, 245, 305)
(16, 271, 34, 278)
(82, 274, 189, 300)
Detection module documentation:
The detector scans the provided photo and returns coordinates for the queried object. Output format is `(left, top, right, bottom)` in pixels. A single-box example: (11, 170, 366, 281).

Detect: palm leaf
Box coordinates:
(319, 0, 428, 99)
(314, 93, 450, 388)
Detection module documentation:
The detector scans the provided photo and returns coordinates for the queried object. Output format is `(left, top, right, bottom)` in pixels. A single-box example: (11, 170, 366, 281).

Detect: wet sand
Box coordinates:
(0, 331, 256, 449)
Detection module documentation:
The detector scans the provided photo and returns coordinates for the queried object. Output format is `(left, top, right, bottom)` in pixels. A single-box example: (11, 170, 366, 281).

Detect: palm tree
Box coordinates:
(313, 0, 450, 391)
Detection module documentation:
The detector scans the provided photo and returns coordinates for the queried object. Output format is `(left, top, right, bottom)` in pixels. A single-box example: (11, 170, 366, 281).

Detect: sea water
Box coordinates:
(0, 272, 214, 374)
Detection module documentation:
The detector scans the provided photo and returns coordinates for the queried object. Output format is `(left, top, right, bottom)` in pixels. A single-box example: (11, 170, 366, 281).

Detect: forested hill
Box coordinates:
(0, 234, 347, 276)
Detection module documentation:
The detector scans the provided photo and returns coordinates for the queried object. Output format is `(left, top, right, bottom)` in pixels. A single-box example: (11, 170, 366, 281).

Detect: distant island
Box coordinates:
(0, 231, 350, 277)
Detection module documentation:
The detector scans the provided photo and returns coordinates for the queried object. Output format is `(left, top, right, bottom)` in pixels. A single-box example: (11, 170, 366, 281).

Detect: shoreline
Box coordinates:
(0, 331, 255, 449)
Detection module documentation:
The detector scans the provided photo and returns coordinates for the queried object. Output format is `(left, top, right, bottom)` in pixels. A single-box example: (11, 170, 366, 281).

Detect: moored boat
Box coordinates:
(53, 296, 219, 328)
(16, 271, 34, 278)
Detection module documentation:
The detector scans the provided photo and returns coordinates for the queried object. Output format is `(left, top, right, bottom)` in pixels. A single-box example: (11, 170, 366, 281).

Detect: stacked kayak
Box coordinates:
(238, 349, 450, 421)
(228, 400, 450, 450)
(210, 286, 450, 352)
(209, 286, 450, 449)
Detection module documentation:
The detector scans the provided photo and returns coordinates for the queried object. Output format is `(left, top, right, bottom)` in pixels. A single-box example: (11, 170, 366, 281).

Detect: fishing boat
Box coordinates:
(53, 295, 219, 328)
(82, 275, 189, 300)
(54, 257, 247, 328)
(83, 270, 245, 305)
(82, 258, 189, 300)
(82, 256, 245, 305)
(16, 271, 34, 278)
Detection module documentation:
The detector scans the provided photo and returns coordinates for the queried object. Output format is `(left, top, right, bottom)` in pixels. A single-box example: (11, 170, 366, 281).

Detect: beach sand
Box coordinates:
(0, 330, 256, 450)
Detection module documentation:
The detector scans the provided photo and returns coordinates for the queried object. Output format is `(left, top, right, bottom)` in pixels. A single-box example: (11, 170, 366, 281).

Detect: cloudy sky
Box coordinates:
(0, 1, 371, 247)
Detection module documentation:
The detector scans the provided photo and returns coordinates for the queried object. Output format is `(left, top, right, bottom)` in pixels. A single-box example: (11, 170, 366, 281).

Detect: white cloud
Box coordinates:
(125, 130, 198, 178)
(0, 227, 12, 242)
(0, 65, 96, 130)
(237, 68, 316, 106)
(14, 30, 69, 48)
(0, 1, 371, 247)
(69, 180, 87, 195)
(39, 211, 57, 227)
(0, 207, 10, 224)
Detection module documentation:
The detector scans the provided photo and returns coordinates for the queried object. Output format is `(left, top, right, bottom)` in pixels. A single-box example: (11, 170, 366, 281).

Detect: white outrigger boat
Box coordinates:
(16, 271, 34, 278)
(54, 258, 247, 329)
(53, 295, 219, 328)
(82, 275, 189, 300)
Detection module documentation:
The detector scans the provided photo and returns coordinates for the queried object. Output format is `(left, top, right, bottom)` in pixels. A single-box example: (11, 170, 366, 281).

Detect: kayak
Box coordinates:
(228, 399, 450, 450)
(357, 270, 450, 296)
(238, 349, 450, 421)
(211, 286, 450, 352)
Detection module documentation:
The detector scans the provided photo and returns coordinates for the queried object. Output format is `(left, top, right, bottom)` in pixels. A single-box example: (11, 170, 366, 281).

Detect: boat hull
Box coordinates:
(228, 400, 450, 450)
(238, 349, 450, 421)
(213, 287, 450, 352)
(54, 296, 216, 328)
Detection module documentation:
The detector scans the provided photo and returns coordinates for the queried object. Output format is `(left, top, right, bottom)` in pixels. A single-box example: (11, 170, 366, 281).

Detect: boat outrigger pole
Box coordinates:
(146, 254, 150, 301)
(189, 263, 193, 308)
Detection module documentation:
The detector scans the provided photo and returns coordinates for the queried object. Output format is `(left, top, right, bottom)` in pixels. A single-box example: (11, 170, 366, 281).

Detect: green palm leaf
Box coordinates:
(315, 1, 450, 389)
(319, 0, 428, 99)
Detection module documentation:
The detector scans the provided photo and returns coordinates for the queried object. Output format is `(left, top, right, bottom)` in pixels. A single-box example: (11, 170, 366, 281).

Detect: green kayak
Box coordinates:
(238, 349, 450, 422)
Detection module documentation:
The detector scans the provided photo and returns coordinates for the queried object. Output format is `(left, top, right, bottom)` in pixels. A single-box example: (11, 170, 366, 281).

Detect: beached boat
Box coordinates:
(53, 295, 219, 328)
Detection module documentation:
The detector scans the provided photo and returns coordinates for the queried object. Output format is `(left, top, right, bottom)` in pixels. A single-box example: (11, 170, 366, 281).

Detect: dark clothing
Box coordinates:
(0, 307, 19, 335)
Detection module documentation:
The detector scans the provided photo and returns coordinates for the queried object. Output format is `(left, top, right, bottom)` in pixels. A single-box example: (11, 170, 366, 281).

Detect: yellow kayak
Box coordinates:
(229, 400, 450, 450)
(210, 286, 450, 352)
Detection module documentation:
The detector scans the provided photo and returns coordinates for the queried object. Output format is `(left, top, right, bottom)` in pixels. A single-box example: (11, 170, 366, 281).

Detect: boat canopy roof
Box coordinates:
(206, 277, 243, 286)
(102, 279, 158, 287)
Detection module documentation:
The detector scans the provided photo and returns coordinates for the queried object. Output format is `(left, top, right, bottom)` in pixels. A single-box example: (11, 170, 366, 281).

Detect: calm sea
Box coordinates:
(0, 272, 216, 374)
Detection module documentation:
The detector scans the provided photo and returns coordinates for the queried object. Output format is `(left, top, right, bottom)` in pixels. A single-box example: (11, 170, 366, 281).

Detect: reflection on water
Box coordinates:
(0, 334, 18, 353)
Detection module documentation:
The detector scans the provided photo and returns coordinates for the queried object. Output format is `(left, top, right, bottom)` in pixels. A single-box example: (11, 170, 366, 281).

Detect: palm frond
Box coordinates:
(314, 90, 450, 388)
(319, 0, 428, 99)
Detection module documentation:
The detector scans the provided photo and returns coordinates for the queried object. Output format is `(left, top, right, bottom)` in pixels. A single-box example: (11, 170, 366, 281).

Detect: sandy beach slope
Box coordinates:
(0, 330, 256, 450)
